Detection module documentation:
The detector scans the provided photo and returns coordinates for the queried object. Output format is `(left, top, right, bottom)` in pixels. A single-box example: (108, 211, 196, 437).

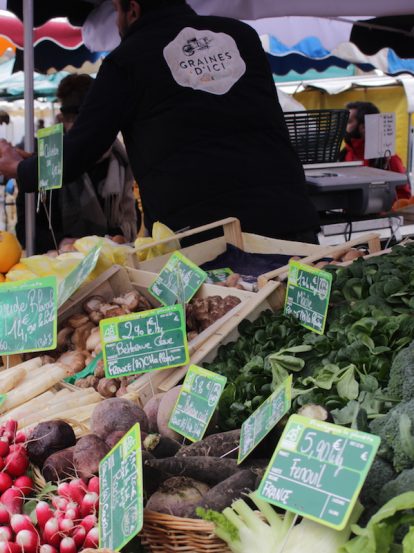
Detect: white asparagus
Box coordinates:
(0, 367, 26, 395)
(20, 402, 100, 433)
(18, 391, 102, 428)
(0, 363, 71, 414)
(0, 357, 43, 381)
(0, 391, 55, 424)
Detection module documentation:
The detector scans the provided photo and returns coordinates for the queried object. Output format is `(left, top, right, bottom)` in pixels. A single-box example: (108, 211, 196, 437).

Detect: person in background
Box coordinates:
(0, 0, 319, 243)
(15, 74, 138, 253)
(339, 101, 411, 200)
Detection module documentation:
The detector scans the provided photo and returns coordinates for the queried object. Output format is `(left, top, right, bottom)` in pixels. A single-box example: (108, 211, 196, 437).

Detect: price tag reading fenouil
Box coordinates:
(37, 123, 63, 191)
(168, 365, 227, 442)
(149, 251, 207, 306)
(238, 376, 292, 464)
(99, 423, 143, 551)
(284, 261, 332, 335)
(100, 304, 189, 379)
(0, 276, 57, 355)
(57, 242, 102, 307)
(257, 414, 380, 530)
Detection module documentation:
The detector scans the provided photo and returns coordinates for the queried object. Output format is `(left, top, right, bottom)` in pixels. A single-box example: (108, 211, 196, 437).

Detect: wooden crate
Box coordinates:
(58, 265, 282, 405)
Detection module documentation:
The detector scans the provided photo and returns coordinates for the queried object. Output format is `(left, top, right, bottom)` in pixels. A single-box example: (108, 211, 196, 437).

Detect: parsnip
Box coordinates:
(0, 363, 71, 414)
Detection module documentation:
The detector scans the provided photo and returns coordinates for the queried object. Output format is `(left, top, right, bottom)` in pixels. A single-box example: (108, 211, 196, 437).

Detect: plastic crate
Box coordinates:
(284, 109, 349, 164)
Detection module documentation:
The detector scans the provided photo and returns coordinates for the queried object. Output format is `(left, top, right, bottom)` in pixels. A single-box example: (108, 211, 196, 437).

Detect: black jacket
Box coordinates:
(18, 4, 319, 238)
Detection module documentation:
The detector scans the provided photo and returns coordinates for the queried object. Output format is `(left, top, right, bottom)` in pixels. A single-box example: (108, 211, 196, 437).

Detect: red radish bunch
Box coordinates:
(0, 420, 99, 552)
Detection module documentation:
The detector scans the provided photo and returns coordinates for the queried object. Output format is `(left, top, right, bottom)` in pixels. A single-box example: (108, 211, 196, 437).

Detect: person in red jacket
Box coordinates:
(339, 101, 411, 200)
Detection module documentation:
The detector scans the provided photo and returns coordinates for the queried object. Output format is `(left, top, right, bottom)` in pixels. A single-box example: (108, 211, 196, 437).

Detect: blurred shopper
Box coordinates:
(0, 0, 319, 243)
(340, 101, 411, 200)
(15, 74, 138, 253)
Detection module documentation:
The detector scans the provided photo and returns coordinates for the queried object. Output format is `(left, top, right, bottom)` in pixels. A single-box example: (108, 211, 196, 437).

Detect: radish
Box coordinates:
(13, 476, 33, 496)
(51, 496, 68, 512)
(0, 526, 12, 542)
(63, 504, 79, 522)
(80, 492, 98, 518)
(0, 458, 5, 472)
(0, 543, 21, 553)
(56, 483, 70, 499)
(0, 504, 10, 525)
(14, 431, 26, 444)
(43, 518, 60, 548)
(67, 479, 86, 505)
(35, 501, 53, 529)
(80, 514, 97, 533)
(0, 487, 23, 514)
(4, 451, 29, 477)
(0, 441, 9, 458)
(4, 421, 17, 438)
(10, 513, 36, 534)
(87, 476, 99, 495)
(15, 528, 39, 553)
(0, 473, 13, 494)
(58, 518, 74, 534)
(59, 537, 76, 553)
(40, 546, 58, 553)
(72, 526, 85, 548)
(83, 527, 98, 548)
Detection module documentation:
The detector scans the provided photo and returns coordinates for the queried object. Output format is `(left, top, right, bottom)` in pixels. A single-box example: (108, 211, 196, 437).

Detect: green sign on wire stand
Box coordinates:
(149, 251, 207, 306)
(57, 242, 102, 307)
(168, 365, 227, 442)
(0, 276, 57, 355)
(37, 123, 63, 191)
(284, 260, 332, 334)
(99, 423, 143, 551)
(100, 304, 189, 379)
(238, 375, 292, 464)
(206, 268, 233, 283)
(257, 414, 380, 530)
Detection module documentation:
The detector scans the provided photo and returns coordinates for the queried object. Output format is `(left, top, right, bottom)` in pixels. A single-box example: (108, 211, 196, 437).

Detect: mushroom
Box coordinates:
(97, 378, 120, 398)
(99, 304, 129, 318)
(71, 322, 96, 351)
(83, 295, 105, 314)
(58, 351, 86, 374)
(113, 290, 141, 311)
(89, 311, 104, 324)
(86, 327, 101, 352)
(67, 313, 90, 329)
(57, 327, 74, 350)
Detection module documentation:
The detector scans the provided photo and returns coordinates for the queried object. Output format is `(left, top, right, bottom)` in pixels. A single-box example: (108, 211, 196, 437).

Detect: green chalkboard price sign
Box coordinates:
(168, 365, 227, 442)
(37, 123, 63, 191)
(100, 304, 189, 379)
(99, 423, 143, 551)
(257, 414, 380, 530)
(57, 242, 102, 307)
(238, 376, 292, 464)
(284, 261, 332, 335)
(0, 276, 57, 355)
(149, 251, 207, 306)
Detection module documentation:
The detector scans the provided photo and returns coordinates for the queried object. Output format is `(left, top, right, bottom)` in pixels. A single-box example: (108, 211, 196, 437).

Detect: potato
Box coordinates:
(90, 398, 149, 439)
(27, 420, 77, 467)
(143, 393, 164, 433)
(42, 446, 76, 482)
(73, 434, 110, 479)
(156, 386, 182, 441)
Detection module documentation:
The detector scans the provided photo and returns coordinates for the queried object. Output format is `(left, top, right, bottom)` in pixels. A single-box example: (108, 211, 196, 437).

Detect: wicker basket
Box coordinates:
(141, 511, 230, 552)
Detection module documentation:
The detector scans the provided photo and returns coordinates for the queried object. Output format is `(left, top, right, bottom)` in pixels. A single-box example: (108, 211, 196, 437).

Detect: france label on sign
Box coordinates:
(57, 242, 102, 307)
(37, 123, 63, 191)
(284, 261, 332, 334)
(100, 304, 189, 379)
(238, 376, 292, 464)
(0, 276, 57, 355)
(99, 423, 143, 551)
(149, 251, 207, 306)
(257, 414, 380, 530)
(168, 365, 227, 442)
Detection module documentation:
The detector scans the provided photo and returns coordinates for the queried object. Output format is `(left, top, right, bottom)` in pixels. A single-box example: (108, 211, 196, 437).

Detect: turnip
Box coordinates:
(80, 514, 97, 533)
(0, 487, 23, 514)
(35, 501, 53, 529)
(13, 476, 33, 496)
(15, 528, 39, 553)
(0, 474, 13, 494)
(59, 537, 76, 553)
(146, 476, 210, 517)
(0, 526, 12, 542)
(83, 527, 98, 548)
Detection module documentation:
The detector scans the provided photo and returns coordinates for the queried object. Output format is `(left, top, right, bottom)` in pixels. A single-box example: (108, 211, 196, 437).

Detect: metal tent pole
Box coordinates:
(23, 0, 35, 256)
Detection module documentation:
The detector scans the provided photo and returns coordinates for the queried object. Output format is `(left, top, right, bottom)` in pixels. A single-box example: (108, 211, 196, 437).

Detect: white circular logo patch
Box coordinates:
(163, 27, 246, 95)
